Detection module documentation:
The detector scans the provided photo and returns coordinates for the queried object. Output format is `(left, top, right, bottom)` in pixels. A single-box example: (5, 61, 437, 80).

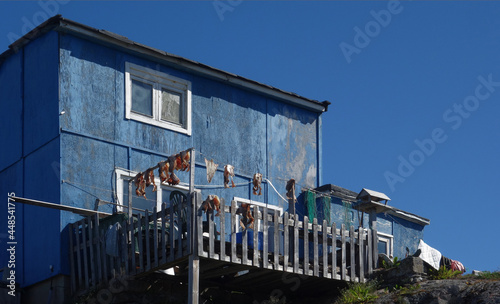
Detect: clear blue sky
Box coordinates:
(1, 1, 499, 273)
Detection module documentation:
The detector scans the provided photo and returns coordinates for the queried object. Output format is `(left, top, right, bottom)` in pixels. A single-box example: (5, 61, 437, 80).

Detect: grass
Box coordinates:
(429, 265, 462, 280)
(462, 271, 500, 280)
(335, 281, 379, 304)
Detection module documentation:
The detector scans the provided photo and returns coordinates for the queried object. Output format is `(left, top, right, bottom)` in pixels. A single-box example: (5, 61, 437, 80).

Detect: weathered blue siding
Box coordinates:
(0, 51, 22, 171)
(0, 30, 61, 287)
(58, 33, 321, 216)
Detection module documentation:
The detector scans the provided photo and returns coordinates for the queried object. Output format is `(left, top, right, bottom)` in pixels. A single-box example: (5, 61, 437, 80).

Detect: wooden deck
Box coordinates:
(69, 191, 378, 301)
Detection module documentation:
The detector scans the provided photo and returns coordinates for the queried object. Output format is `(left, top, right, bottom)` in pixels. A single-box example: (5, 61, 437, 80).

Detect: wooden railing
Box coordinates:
(196, 197, 377, 283)
(68, 196, 193, 292)
(69, 193, 377, 292)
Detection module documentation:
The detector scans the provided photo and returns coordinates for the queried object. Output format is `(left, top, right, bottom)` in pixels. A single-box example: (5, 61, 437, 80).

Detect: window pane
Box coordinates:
(122, 179, 157, 216)
(378, 240, 387, 255)
(161, 89, 182, 125)
(131, 79, 153, 117)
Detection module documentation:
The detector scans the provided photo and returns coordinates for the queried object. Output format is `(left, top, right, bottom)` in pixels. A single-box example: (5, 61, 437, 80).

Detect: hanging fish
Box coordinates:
(224, 164, 235, 188)
(286, 178, 296, 203)
(201, 195, 221, 216)
(205, 158, 219, 183)
(252, 173, 263, 195)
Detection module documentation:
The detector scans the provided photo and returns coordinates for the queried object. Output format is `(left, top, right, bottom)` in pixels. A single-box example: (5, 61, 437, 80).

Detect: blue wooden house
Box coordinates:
(0, 16, 428, 304)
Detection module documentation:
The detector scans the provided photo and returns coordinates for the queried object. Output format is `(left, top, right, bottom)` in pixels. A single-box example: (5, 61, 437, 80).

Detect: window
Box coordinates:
(377, 232, 394, 257)
(115, 168, 188, 215)
(125, 62, 192, 135)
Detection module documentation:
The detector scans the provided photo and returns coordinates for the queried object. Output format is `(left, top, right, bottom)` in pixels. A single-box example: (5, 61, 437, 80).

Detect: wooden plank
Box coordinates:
(93, 215, 102, 284)
(145, 210, 151, 271)
(341, 224, 346, 281)
(197, 195, 205, 258)
(242, 225, 248, 265)
(313, 218, 319, 277)
(161, 203, 167, 264)
(350, 225, 356, 282)
(177, 204, 183, 259)
(122, 218, 129, 276)
(303, 216, 309, 276)
(359, 227, 365, 282)
(230, 200, 238, 264)
(68, 223, 76, 292)
(273, 209, 280, 270)
(372, 228, 378, 269)
(293, 215, 299, 274)
(100, 221, 108, 279)
(331, 222, 337, 279)
(262, 206, 269, 269)
(283, 212, 289, 272)
(220, 198, 226, 262)
(186, 193, 192, 256)
(152, 207, 159, 268)
(367, 228, 372, 274)
(81, 218, 90, 290)
(322, 220, 328, 278)
(129, 216, 136, 275)
(253, 205, 259, 266)
(208, 204, 215, 259)
(137, 213, 144, 272)
(169, 202, 175, 262)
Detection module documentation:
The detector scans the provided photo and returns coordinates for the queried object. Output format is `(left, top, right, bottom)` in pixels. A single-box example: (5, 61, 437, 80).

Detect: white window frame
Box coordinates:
(125, 62, 192, 135)
(233, 197, 283, 232)
(115, 168, 189, 214)
(377, 232, 394, 257)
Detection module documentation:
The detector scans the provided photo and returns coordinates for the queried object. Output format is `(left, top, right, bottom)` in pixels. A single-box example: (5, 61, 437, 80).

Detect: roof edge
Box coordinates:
(0, 15, 329, 113)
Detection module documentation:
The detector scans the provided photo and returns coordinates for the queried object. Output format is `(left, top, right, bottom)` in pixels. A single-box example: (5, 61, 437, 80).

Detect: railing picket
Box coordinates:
(332, 222, 337, 279)
(293, 215, 299, 274)
(161, 203, 167, 264)
(350, 225, 356, 282)
(208, 205, 215, 258)
(341, 224, 346, 281)
(304, 216, 309, 276)
(313, 218, 319, 277)
(263, 206, 269, 269)
(122, 218, 129, 276)
(273, 209, 280, 270)
(322, 220, 328, 278)
(230, 200, 238, 263)
(359, 227, 365, 282)
(81, 218, 90, 290)
(253, 205, 259, 266)
(137, 213, 144, 272)
(283, 212, 289, 272)
(169, 202, 175, 262)
(176, 204, 183, 259)
(153, 207, 159, 268)
(69, 223, 76, 292)
(220, 198, 226, 261)
(196, 193, 204, 258)
(145, 210, 151, 271)
(129, 216, 136, 275)
(372, 228, 378, 270)
(367, 228, 372, 274)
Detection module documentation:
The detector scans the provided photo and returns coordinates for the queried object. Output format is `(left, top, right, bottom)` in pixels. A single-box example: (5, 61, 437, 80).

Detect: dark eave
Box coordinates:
(0, 15, 330, 113)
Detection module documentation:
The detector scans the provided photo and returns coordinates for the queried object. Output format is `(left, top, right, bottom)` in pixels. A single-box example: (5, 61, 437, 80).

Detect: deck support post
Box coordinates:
(188, 149, 199, 304)
(368, 208, 378, 269)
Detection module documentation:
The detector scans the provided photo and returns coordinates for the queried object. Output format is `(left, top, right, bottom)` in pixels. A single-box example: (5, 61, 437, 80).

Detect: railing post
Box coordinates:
(188, 148, 199, 304)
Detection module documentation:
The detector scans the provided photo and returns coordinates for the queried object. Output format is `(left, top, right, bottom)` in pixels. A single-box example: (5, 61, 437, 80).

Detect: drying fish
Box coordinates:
(205, 158, 219, 183)
(145, 168, 157, 192)
(224, 164, 235, 188)
(236, 203, 254, 230)
(179, 150, 190, 171)
(252, 173, 263, 195)
(134, 172, 146, 198)
(286, 178, 296, 203)
(158, 161, 169, 183)
(167, 172, 180, 186)
(201, 195, 221, 216)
